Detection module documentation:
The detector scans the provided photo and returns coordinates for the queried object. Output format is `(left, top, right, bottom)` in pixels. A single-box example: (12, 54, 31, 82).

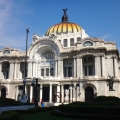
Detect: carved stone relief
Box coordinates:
(41, 51, 54, 59)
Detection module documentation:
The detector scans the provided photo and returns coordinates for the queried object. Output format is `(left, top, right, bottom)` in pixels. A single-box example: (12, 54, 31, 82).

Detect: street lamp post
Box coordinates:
(31, 78, 38, 108)
(23, 28, 29, 95)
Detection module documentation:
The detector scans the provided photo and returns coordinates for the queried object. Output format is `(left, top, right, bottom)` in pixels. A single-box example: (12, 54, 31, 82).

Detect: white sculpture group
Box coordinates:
(19, 90, 28, 103)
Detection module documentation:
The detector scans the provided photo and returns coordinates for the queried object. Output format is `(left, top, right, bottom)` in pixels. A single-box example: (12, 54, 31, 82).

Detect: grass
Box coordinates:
(20, 111, 87, 120)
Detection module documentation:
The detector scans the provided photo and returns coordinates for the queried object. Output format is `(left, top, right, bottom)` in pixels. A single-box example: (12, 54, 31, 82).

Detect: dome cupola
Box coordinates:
(45, 9, 82, 36)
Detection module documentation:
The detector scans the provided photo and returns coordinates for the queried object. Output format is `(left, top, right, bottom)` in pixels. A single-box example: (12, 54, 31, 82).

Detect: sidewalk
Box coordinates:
(0, 105, 34, 114)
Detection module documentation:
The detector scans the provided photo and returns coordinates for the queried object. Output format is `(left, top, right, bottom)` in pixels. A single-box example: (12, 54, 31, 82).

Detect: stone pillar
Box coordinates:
(58, 59, 63, 78)
(80, 57, 83, 78)
(25, 85, 28, 96)
(30, 86, 33, 102)
(95, 56, 101, 77)
(9, 62, 15, 80)
(114, 57, 118, 78)
(36, 62, 38, 78)
(49, 84, 52, 102)
(44, 68, 46, 77)
(61, 84, 64, 103)
(76, 86, 79, 101)
(0, 63, 2, 77)
(40, 84, 43, 101)
(70, 86, 72, 102)
(55, 60, 58, 77)
(73, 84, 76, 102)
(33, 62, 36, 77)
(74, 58, 76, 78)
(77, 58, 80, 78)
(15, 86, 19, 100)
(101, 56, 106, 77)
(27, 62, 32, 78)
(57, 85, 60, 103)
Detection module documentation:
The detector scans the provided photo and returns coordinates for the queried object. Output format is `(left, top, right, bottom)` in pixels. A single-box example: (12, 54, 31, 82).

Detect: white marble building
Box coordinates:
(0, 9, 120, 103)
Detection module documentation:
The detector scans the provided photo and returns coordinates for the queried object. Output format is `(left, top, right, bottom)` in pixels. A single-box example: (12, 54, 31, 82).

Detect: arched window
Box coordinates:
(1, 88, 6, 98)
(3, 50, 10, 55)
(83, 41, 93, 47)
(77, 37, 81, 42)
(83, 56, 95, 76)
(70, 38, 74, 46)
(64, 39, 67, 47)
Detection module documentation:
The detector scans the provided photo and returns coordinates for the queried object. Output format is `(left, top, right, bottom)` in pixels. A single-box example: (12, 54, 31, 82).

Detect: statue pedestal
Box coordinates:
(109, 90, 115, 96)
(19, 94, 28, 103)
(65, 96, 69, 103)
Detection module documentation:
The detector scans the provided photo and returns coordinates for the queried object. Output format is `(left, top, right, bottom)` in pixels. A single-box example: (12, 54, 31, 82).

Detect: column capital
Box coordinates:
(57, 58, 63, 61)
(9, 61, 15, 64)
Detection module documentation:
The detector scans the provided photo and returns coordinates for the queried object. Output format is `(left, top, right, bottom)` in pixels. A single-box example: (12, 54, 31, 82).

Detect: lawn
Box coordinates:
(20, 111, 87, 120)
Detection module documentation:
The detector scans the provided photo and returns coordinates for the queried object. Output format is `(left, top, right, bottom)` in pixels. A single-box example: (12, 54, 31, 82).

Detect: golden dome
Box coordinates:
(45, 22, 82, 36)
(45, 8, 82, 36)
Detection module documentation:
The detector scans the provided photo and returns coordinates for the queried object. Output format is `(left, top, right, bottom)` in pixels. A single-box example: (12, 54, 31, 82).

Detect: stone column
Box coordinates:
(57, 85, 60, 103)
(61, 84, 64, 103)
(14, 63, 17, 79)
(80, 57, 83, 78)
(30, 86, 33, 102)
(58, 59, 63, 78)
(70, 86, 72, 103)
(95, 56, 101, 77)
(73, 58, 76, 78)
(16, 62, 20, 79)
(27, 62, 33, 78)
(9, 62, 15, 80)
(40, 84, 43, 101)
(77, 58, 80, 78)
(55, 60, 58, 77)
(49, 84, 52, 102)
(33, 62, 36, 77)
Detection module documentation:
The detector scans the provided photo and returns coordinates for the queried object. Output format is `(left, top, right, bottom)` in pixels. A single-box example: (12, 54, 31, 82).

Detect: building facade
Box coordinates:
(0, 10, 120, 103)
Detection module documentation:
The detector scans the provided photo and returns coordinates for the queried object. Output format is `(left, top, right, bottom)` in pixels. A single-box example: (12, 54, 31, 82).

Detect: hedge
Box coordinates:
(0, 111, 20, 120)
(59, 105, 120, 115)
(51, 109, 120, 120)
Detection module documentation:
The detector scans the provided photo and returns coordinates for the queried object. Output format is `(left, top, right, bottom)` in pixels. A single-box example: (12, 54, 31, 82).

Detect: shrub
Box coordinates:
(0, 111, 19, 120)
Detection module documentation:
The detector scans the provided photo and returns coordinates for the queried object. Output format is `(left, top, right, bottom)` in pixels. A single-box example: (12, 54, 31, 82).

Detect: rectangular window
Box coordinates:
(84, 58, 87, 63)
(64, 67, 67, 77)
(70, 38, 74, 46)
(50, 68, 54, 76)
(89, 65, 93, 76)
(68, 67, 72, 77)
(84, 66, 87, 76)
(64, 39, 67, 47)
(22, 70, 24, 79)
(88, 57, 93, 62)
(6, 70, 9, 79)
(41, 69, 44, 76)
(46, 68, 49, 76)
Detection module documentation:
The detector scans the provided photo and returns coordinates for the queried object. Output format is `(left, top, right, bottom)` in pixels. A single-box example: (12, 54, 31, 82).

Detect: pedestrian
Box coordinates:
(41, 99, 43, 107)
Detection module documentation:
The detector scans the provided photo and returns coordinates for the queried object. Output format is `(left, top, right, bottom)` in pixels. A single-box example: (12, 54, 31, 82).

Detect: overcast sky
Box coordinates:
(0, 0, 120, 51)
